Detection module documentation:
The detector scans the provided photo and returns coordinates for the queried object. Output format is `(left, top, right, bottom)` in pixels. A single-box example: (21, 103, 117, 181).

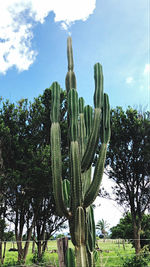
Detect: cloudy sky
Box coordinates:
(0, 0, 149, 110)
(0, 0, 149, 226)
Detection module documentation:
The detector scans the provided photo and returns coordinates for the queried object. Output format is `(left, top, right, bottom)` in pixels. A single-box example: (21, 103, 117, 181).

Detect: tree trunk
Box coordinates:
(32, 226, 36, 254)
(32, 240, 35, 254)
(133, 220, 141, 254)
(0, 241, 6, 265)
(23, 219, 35, 261)
(42, 240, 48, 254)
(37, 241, 42, 259)
(17, 237, 23, 262)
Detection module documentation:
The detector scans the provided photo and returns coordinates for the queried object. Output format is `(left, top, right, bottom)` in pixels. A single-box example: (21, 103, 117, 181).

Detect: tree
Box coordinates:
(110, 213, 150, 249)
(106, 107, 150, 254)
(96, 219, 109, 239)
(0, 88, 67, 263)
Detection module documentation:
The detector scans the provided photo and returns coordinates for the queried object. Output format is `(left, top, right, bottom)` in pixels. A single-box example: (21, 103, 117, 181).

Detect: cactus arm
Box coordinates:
(100, 93, 111, 144)
(78, 97, 86, 157)
(63, 179, 71, 208)
(70, 141, 82, 209)
(67, 37, 74, 71)
(65, 37, 77, 92)
(83, 142, 107, 208)
(75, 207, 89, 267)
(50, 82, 69, 217)
(86, 206, 96, 267)
(81, 108, 101, 172)
(83, 94, 110, 208)
(78, 100, 93, 195)
(78, 97, 87, 197)
(84, 105, 93, 138)
(74, 207, 86, 245)
(81, 63, 104, 172)
(68, 89, 82, 210)
(68, 89, 78, 142)
(82, 106, 93, 194)
(51, 123, 66, 216)
(66, 248, 75, 267)
(87, 206, 96, 250)
(94, 63, 104, 108)
(76, 245, 89, 267)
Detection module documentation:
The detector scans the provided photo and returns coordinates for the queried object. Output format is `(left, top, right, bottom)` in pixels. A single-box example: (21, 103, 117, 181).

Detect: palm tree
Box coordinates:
(96, 219, 109, 240)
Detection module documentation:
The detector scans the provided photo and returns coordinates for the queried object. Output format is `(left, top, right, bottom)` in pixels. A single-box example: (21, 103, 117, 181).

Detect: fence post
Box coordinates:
(57, 237, 68, 267)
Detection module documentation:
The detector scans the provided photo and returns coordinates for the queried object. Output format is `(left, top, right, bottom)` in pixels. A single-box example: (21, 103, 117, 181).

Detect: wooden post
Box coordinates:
(122, 239, 125, 250)
(57, 237, 68, 267)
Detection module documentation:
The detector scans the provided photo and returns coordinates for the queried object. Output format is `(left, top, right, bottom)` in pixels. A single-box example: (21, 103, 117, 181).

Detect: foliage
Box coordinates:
(0, 89, 67, 261)
(110, 213, 150, 248)
(106, 107, 150, 253)
(96, 219, 109, 238)
(32, 249, 45, 264)
(122, 246, 150, 267)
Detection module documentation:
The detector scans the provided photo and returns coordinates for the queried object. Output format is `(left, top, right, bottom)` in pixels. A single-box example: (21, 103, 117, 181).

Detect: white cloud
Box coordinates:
(144, 64, 150, 75)
(126, 76, 133, 84)
(0, 0, 96, 74)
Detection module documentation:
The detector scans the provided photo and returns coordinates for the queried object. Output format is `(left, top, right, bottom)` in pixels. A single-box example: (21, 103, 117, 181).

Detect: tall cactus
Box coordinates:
(50, 37, 110, 267)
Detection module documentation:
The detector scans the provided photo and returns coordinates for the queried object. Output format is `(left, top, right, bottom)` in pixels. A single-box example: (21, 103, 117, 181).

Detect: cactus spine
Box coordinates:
(50, 37, 110, 267)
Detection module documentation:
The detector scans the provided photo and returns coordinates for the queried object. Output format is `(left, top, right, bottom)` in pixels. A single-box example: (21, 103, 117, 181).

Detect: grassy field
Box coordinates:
(1, 239, 150, 267)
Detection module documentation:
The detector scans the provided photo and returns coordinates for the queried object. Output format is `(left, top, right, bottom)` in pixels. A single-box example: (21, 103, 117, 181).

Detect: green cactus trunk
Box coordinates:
(75, 244, 89, 267)
(50, 37, 110, 267)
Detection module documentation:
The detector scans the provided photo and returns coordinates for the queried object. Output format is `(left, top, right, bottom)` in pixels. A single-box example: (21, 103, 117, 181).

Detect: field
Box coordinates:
(1, 239, 150, 267)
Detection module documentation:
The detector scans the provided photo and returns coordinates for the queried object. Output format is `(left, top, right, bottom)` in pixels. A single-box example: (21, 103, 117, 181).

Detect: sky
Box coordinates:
(0, 0, 149, 227)
(94, 174, 124, 228)
(0, 0, 149, 110)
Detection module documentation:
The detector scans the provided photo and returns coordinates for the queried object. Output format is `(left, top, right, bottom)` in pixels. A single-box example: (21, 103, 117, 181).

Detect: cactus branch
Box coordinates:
(83, 143, 107, 208)
(65, 37, 77, 92)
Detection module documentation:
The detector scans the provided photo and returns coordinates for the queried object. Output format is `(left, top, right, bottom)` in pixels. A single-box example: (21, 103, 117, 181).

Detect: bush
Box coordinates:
(122, 246, 150, 267)
(32, 250, 45, 264)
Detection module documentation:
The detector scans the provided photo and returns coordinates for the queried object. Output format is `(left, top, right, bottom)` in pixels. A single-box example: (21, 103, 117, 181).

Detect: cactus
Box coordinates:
(50, 37, 110, 267)
(66, 248, 75, 267)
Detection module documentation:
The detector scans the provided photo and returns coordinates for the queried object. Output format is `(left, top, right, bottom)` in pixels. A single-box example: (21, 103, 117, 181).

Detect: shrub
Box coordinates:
(122, 246, 150, 267)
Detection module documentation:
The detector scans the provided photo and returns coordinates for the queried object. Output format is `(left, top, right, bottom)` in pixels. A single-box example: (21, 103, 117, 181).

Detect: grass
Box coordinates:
(96, 239, 135, 267)
(1, 239, 150, 267)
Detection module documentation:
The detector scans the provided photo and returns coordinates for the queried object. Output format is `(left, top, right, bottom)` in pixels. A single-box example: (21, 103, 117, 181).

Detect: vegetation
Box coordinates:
(96, 219, 110, 239)
(0, 239, 142, 267)
(50, 36, 110, 267)
(122, 246, 150, 267)
(106, 107, 150, 254)
(110, 213, 150, 249)
(0, 35, 150, 266)
(0, 90, 67, 263)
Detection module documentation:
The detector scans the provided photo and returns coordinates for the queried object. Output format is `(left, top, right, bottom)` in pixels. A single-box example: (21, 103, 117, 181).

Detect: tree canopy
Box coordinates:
(106, 107, 150, 253)
(110, 212, 150, 249)
(0, 88, 68, 261)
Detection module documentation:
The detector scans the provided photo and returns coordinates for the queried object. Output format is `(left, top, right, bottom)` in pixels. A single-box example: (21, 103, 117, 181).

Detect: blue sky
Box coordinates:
(0, 0, 149, 110)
